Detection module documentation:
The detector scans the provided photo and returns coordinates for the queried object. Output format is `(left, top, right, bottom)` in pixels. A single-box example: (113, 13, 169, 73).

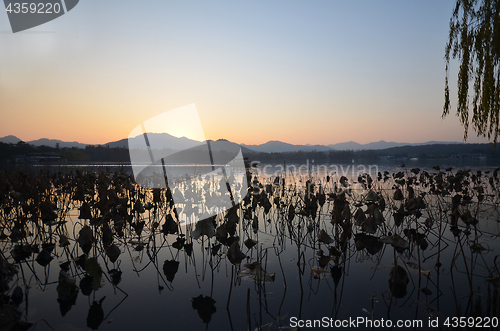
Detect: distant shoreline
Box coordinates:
(1, 141, 499, 165)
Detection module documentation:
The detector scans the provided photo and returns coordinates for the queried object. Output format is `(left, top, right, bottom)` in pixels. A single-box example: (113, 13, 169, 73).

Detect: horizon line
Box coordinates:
(0, 133, 478, 148)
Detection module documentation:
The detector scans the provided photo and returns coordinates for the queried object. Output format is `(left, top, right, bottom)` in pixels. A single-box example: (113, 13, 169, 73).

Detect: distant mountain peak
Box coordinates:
(0, 135, 22, 144)
(26, 138, 87, 149)
(107, 132, 204, 149)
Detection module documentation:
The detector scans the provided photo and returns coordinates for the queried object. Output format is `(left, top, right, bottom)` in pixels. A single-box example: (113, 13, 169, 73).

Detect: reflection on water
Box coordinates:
(1, 164, 500, 330)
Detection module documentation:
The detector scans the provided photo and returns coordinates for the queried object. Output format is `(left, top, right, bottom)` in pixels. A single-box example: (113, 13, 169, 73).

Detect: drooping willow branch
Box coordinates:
(443, 0, 500, 144)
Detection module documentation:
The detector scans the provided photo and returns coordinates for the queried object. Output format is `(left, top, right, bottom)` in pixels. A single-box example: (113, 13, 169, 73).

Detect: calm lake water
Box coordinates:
(1, 160, 500, 330)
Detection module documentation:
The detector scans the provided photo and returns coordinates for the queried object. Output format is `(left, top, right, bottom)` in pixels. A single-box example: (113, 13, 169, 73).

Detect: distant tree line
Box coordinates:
(0, 142, 130, 163)
(1, 142, 499, 164)
(243, 143, 500, 163)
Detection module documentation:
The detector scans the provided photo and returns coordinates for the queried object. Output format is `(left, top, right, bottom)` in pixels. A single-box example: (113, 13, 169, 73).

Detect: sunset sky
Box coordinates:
(0, 0, 492, 146)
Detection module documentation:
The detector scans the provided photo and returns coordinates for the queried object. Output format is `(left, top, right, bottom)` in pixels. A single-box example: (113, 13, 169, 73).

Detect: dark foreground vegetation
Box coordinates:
(0, 164, 500, 330)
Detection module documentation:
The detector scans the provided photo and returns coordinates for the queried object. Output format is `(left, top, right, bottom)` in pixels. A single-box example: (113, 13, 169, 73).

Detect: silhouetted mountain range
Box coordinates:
(328, 140, 460, 151)
(0, 135, 87, 148)
(241, 140, 461, 152)
(240, 141, 332, 153)
(0, 134, 464, 153)
(1, 134, 498, 164)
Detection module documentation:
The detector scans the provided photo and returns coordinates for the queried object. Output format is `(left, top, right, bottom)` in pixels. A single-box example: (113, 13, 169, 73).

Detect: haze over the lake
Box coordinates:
(0, 0, 492, 146)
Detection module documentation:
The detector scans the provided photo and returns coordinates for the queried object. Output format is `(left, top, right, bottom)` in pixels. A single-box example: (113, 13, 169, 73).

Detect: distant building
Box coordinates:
(15, 152, 61, 163)
(451, 153, 487, 159)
